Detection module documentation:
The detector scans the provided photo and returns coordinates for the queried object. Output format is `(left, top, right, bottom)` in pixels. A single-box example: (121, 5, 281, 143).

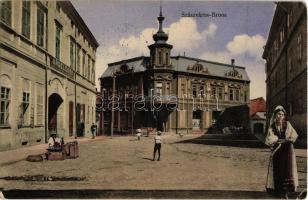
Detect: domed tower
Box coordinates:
(148, 5, 173, 68)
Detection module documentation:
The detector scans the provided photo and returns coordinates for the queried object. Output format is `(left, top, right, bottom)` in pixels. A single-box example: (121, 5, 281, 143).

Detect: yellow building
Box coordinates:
(0, 1, 99, 151)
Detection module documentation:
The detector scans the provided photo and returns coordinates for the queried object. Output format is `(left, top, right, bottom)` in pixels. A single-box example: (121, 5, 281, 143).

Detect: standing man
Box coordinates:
(153, 131, 162, 161)
(91, 123, 97, 139)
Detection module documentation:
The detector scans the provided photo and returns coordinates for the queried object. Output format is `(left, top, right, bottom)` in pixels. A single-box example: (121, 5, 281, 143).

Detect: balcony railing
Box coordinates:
(50, 57, 74, 79)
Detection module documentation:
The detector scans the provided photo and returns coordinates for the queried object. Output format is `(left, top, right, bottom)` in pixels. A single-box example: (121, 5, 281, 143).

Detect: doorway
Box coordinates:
(192, 110, 202, 130)
(48, 93, 63, 136)
(69, 101, 74, 136)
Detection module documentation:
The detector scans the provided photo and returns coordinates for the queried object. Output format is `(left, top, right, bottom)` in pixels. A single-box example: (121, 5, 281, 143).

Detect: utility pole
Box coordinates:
(110, 69, 115, 138)
(131, 71, 134, 136)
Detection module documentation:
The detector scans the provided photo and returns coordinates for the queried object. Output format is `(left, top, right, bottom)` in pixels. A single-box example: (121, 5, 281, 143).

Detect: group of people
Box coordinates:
(46, 105, 299, 198)
(140, 105, 300, 198)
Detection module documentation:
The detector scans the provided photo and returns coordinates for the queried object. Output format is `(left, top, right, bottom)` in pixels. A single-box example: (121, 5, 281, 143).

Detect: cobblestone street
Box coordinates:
(0, 134, 306, 198)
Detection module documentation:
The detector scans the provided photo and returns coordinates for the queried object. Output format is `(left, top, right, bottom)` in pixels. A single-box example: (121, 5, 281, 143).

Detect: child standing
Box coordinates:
(153, 131, 162, 161)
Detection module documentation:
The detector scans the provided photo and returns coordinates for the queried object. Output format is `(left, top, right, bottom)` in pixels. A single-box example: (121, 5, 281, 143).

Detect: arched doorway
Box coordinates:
(48, 93, 63, 135)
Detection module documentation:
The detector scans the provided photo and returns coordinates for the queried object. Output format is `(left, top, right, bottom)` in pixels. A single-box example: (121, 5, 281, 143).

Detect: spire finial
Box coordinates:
(157, 1, 164, 32)
(160, 1, 162, 16)
(152, 1, 169, 43)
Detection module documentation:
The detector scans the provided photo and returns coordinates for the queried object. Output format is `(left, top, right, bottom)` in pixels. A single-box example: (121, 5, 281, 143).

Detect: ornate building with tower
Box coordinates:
(0, 1, 98, 151)
(100, 8, 250, 135)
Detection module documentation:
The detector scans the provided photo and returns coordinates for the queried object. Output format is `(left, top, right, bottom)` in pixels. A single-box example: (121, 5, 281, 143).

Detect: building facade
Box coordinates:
(0, 1, 99, 151)
(250, 97, 266, 134)
(262, 2, 307, 139)
(100, 9, 250, 135)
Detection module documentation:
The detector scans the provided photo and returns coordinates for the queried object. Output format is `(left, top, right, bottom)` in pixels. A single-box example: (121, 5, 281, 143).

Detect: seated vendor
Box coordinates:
(48, 133, 62, 152)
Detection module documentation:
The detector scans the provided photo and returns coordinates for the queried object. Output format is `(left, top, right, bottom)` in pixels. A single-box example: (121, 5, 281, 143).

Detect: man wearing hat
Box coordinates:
(153, 131, 162, 161)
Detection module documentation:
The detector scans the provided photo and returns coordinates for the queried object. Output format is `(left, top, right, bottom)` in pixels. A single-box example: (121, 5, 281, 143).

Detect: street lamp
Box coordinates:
(110, 70, 116, 138)
(101, 88, 106, 135)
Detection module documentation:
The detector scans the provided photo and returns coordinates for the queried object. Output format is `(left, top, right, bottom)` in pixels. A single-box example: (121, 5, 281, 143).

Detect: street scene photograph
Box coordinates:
(0, 0, 307, 199)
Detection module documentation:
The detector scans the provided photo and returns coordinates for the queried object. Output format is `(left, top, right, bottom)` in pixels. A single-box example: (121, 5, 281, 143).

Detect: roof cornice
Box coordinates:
(60, 1, 99, 49)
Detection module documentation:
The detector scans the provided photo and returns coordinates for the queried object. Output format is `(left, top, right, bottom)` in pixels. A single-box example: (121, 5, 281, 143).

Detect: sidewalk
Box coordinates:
(0, 136, 105, 166)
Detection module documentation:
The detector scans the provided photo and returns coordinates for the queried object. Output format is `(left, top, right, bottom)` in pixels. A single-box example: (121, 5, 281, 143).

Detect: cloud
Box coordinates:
(167, 18, 217, 52)
(226, 34, 266, 58)
(199, 34, 267, 99)
(95, 18, 217, 87)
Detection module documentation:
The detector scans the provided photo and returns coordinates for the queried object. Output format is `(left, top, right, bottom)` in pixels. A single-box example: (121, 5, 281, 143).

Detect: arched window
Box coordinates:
(165, 52, 169, 65)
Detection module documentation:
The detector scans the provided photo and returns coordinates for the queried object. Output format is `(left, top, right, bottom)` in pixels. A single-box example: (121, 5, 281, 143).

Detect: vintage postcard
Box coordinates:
(0, 0, 307, 199)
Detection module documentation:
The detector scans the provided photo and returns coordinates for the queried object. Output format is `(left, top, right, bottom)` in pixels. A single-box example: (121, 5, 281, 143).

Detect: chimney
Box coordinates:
(231, 59, 235, 66)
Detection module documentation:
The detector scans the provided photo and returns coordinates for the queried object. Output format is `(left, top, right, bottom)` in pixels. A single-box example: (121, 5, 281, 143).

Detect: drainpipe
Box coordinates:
(45, 55, 48, 143)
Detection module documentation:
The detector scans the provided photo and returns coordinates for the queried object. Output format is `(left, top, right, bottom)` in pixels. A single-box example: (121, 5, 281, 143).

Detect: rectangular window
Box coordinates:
(70, 38, 76, 68)
(1, 1, 11, 26)
(77, 45, 81, 73)
(229, 89, 234, 101)
(280, 27, 284, 44)
(199, 86, 204, 96)
(287, 10, 293, 28)
(22, 92, 30, 124)
(273, 40, 278, 58)
(22, 1, 31, 38)
(0, 87, 10, 125)
(165, 52, 169, 65)
(92, 60, 95, 82)
(181, 83, 185, 97)
(235, 89, 239, 101)
(88, 55, 91, 79)
(37, 6, 45, 47)
(55, 23, 61, 60)
(156, 82, 163, 96)
(211, 87, 216, 99)
(297, 33, 302, 61)
(192, 85, 197, 97)
(82, 50, 86, 76)
(36, 92, 43, 125)
(218, 87, 223, 100)
(158, 51, 162, 65)
(244, 91, 248, 102)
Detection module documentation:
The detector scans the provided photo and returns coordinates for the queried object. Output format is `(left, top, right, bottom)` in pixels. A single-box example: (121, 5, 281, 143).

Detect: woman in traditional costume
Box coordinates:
(265, 105, 298, 198)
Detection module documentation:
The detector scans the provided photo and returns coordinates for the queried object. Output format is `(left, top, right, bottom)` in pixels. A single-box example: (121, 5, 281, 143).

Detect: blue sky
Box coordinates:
(72, 0, 275, 99)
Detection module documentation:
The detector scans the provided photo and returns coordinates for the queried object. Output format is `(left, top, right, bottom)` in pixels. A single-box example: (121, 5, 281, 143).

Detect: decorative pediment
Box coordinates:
(115, 63, 133, 75)
(211, 81, 224, 87)
(225, 69, 242, 79)
(187, 62, 209, 73)
(155, 75, 172, 81)
(228, 83, 241, 88)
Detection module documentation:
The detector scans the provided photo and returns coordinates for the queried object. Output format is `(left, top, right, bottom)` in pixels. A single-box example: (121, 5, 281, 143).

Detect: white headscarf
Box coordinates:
(269, 105, 286, 126)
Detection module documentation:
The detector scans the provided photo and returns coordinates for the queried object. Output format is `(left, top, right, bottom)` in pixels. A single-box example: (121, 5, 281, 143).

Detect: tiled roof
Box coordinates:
(250, 97, 266, 117)
(100, 56, 250, 82)
(170, 56, 250, 81)
(100, 57, 147, 78)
